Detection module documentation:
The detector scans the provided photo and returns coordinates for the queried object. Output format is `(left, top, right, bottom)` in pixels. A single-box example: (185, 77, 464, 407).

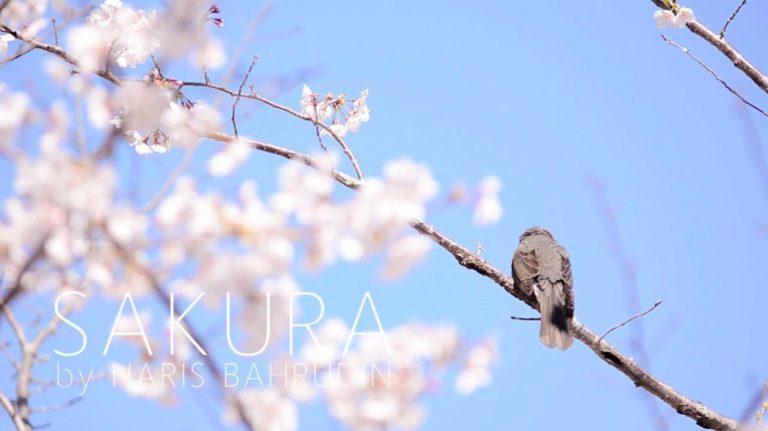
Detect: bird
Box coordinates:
(511, 226, 574, 350)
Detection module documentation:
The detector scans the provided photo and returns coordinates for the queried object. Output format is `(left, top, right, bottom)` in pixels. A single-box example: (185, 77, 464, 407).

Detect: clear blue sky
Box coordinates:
(2, 0, 768, 430)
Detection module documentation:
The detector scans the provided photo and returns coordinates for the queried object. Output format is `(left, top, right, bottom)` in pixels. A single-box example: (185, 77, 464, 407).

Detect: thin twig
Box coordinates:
(738, 378, 768, 423)
(719, 0, 747, 39)
(231, 56, 259, 137)
(734, 106, 768, 217)
(30, 397, 82, 413)
(587, 174, 670, 430)
(598, 300, 663, 344)
(312, 103, 330, 155)
(140, 145, 200, 213)
(509, 315, 540, 321)
(661, 35, 768, 119)
(51, 18, 59, 46)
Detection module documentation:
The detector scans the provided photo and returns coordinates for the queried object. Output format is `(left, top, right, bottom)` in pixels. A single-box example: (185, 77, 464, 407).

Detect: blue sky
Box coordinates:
(2, 0, 768, 430)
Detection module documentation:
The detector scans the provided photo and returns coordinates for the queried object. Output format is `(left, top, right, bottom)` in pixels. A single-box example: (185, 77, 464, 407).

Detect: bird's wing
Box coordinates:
(557, 245, 575, 317)
(512, 248, 539, 297)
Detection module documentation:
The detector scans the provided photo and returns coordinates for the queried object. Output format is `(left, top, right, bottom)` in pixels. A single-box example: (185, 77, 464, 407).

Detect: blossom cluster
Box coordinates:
(653, 7, 695, 29)
(300, 85, 370, 137)
(0, 0, 507, 428)
(222, 320, 497, 431)
(65, 0, 226, 72)
(111, 80, 221, 154)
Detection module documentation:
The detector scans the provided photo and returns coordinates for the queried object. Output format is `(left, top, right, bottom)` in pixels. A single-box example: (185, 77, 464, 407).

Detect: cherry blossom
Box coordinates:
(299, 85, 371, 136)
(0, 34, 15, 54)
(0, 0, 48, 28)
(311, 321, 464, 431)
(112, 80, 221, 154)
(223, 389, 298, 431)
(208, 139, 253, 177)
(0, 4, 504, 427)
(473, 175, 503, 225)
(455, 336, 498, 395)
(0, 83, 31, 150)
(653, 7, 695, 29)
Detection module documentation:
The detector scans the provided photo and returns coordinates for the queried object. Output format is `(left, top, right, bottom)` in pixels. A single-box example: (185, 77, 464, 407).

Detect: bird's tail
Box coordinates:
(536, 281, 572, 350)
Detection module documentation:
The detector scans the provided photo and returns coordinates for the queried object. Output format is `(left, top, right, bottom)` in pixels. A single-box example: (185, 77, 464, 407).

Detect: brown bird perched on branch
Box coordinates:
(512, 226, 575, 350)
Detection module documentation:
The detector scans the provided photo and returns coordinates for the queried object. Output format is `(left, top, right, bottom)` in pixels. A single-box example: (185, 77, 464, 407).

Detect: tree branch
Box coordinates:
(0, 24, 119, 85)
(1, 23, 742, 431)
(0, 238, 47, 313)
(207, 131, 738, 430)
(648, 1, 768, 95)
(180, 80, 365, 180)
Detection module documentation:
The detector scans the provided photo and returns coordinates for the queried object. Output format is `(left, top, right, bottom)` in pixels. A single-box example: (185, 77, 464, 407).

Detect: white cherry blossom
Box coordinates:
(654, 7, 695, 29)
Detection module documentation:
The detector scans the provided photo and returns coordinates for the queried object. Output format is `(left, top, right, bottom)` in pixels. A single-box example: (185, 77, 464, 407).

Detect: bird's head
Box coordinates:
(519, 226, 554, 241)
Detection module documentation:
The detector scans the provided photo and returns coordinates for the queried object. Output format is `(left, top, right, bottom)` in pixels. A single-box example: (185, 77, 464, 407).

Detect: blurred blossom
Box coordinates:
(107, 207, 148, 247)
(0, 34, 15, 54)
(85, 85, 113, 129)
(455, 336, 498, 395)
(66, 0, 158, 71)
(208, 139, 252, 177)
(112, 81, 221, 154)
(473, 175, 503, 225)
(0, 0, 48, 28)
(380, 235, 431, 280)
(300, 318, 350, 367)
(223, 389, 298, 431)
(0, 83, 32, 150)
(158, 0, 226, 68)
(0, 14, 507, 421)
(309, 321, 472, 431)
(43, 57, 71, 84)
(191, 37, 226, 70)
(111, 363, 176, 404)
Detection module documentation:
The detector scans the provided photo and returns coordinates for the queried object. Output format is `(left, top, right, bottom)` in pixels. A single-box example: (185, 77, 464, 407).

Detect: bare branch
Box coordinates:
(1, 305, 28, 347)
(661, 35, 768, 118)
(598, 300, 663, 344)
(0, 390, 28, 431)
